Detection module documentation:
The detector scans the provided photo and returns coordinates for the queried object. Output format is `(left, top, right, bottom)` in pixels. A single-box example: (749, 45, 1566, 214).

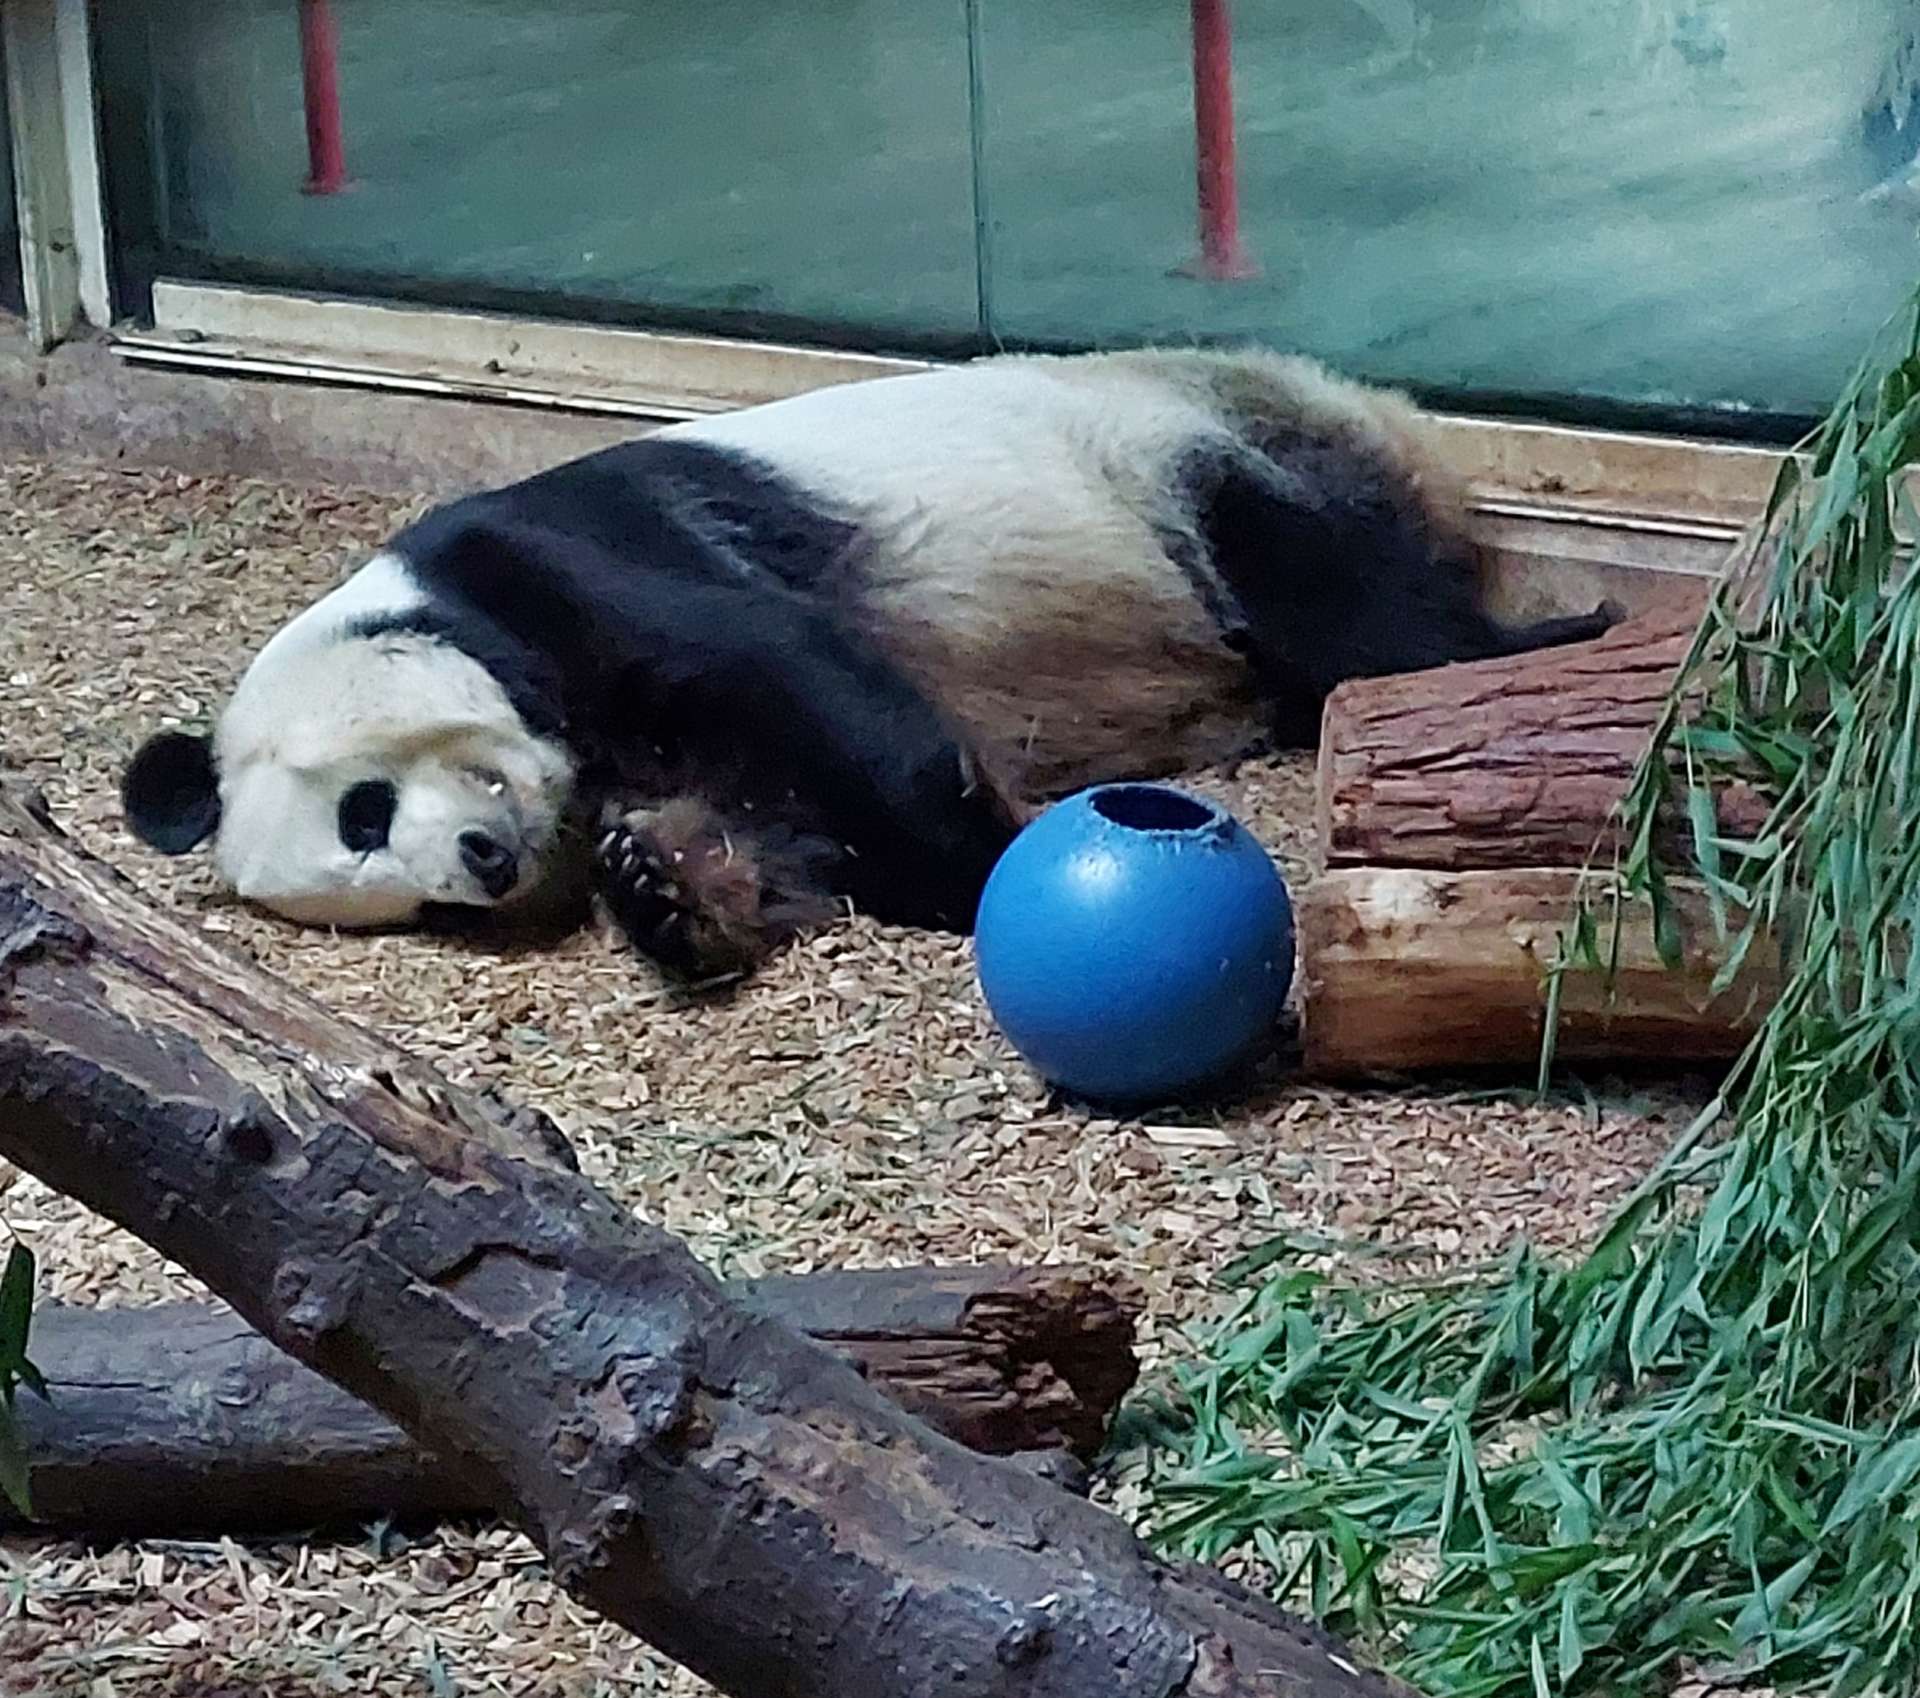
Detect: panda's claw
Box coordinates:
(593, 804, 753, 981)
(591, 796, 829, 984)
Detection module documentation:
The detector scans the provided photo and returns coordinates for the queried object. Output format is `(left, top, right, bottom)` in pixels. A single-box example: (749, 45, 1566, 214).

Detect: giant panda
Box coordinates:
(120, 346, 1619, 982)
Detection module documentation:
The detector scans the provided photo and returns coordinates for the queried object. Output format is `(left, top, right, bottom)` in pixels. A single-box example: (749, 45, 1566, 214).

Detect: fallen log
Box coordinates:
(1317, 593, 1771, 873)
(0, 783, 1406, 1698)
(7, 1266, 1135, 1533)
(743, 1261, 1137, 1462)
(1298, 867, 1778, 1079)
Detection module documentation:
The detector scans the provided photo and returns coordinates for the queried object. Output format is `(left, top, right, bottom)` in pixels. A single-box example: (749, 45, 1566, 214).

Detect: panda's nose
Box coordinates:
(459, 830, 519, 899)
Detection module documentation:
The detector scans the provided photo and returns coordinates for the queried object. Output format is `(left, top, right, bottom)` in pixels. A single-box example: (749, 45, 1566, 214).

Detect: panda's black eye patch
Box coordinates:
(338, 780, 398, 854)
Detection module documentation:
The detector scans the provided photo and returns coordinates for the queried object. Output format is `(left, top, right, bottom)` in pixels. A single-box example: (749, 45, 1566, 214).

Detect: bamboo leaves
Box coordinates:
(1139, 284, 1920, 1694)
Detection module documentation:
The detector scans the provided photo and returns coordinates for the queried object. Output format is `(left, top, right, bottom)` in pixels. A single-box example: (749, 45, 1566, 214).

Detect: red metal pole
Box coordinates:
(1183, 0, 1255, 280)
(299, 0, 350, 196)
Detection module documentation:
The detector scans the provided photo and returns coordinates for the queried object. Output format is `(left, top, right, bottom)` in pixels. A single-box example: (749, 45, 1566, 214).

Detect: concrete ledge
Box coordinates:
(0, 314, 1752, 623)
(0, 319, 643, 496)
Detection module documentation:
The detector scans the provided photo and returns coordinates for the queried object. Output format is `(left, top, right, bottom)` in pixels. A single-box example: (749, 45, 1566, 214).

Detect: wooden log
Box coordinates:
(8, 1300, 460, 1532)
(0, 782, 1406, 1698)
(1299, 867, 1778, 1079)
(1318, 593, 1771, 873)
(743, 1262, 1139, 1463)
(5, 1268, 1135, 1534)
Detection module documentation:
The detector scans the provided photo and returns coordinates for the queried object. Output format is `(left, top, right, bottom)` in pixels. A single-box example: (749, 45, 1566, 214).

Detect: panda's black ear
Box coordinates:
(122, 730, 220, 854)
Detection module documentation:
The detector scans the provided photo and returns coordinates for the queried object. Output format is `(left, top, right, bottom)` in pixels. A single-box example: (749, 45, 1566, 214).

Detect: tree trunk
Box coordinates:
(0, 782, 1407, 1698)
(1298, 867, 1778, 1079)
(1317, 595, 1771, 872)
(7, 1267, 1137, 1533)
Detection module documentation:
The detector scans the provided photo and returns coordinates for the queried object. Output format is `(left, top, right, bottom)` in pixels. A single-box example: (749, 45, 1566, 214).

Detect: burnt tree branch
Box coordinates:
(0, 783, 1409, 1698)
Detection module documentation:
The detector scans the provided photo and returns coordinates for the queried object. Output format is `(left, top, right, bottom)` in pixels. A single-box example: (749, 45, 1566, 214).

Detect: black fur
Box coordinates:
(592, 800, 842, 982)
(365, 439, 1016, 950)
(1185, 432, 1617, 744)
(122, 729, 220, 854)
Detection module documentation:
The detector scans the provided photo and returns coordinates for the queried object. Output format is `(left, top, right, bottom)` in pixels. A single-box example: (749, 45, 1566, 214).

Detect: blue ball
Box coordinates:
(974, 782, 1294, 1105)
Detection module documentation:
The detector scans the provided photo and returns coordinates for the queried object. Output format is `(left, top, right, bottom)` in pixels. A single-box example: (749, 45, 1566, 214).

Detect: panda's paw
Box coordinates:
(593, 816, 687, 939)
(592, 797, 779, 983)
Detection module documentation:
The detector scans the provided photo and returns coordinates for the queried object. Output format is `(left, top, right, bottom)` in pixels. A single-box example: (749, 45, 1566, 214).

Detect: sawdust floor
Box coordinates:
(0, 458, 1707, 1696)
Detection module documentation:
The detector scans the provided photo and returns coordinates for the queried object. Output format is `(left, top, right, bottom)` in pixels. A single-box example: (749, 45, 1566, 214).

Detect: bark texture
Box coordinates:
(742, 1262, 1139, 1462)
(1317, 596, 1770, 872)
(0, 784, 1408, 1698)
(1298, 867, 1777, 1078)
(7, 1267, 1136, 1533)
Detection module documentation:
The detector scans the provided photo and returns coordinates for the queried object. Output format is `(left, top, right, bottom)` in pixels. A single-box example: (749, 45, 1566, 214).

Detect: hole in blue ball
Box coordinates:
(1089, 785, 1216, 834)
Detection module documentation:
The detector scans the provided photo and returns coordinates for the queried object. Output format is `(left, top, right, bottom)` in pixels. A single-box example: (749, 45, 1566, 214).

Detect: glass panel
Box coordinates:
(975, 1, 1920, 424)
(0, 33, 22, 317)
(97, 0, 982, 351)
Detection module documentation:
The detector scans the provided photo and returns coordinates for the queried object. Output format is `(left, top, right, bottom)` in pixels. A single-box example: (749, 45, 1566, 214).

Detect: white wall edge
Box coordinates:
(2, 0, 111, 348)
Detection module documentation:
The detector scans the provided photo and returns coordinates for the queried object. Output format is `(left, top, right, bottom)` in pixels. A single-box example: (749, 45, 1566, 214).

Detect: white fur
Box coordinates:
(211, 554, 575, 927)
(669, 356, 1227, 602)
(242, 551, 426, 677)
(669, 349, 1416, 796)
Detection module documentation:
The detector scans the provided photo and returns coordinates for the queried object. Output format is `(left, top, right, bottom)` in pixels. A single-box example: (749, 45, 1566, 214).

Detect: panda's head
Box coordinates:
(121, 558, 577, 929)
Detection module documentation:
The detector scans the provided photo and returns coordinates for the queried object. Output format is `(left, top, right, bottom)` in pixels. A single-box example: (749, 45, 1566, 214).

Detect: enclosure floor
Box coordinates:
(0, 457, 1704, 1696)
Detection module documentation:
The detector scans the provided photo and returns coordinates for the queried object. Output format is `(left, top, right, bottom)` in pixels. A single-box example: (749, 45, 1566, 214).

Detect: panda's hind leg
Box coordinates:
(594, 795, 842, 983)
(1189, 437, 1621, 739)
(1480, 602, 1626, 655)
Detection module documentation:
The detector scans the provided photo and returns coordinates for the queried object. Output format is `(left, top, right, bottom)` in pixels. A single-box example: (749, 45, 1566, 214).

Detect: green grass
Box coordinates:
(1135, 284, 1920, 1696)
